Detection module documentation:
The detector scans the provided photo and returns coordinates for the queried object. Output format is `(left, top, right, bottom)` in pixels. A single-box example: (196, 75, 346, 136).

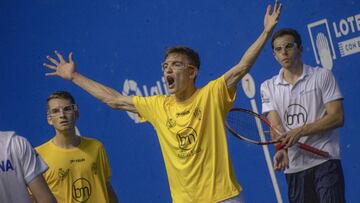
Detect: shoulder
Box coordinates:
(80, 137, 104, 148)
(35, 139, 52, 152)
(261, 75, 277, 88)
(306, 64, 332, 76)
(306, 65, 336, 85)
(7, 132, 32, 149)
(0, 131, 16, 142)
(133, 94, 168, 103)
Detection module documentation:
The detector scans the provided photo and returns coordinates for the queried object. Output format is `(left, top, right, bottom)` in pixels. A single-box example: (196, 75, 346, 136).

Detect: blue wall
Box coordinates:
(1, 0, 359, 202)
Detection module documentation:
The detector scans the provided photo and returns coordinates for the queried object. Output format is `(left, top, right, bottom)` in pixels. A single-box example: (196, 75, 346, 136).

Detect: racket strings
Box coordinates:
(227, 111, 270, 142)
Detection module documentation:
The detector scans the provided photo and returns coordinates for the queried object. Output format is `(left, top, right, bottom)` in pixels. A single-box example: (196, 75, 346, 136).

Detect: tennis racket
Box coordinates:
(225, 108, 330, 158)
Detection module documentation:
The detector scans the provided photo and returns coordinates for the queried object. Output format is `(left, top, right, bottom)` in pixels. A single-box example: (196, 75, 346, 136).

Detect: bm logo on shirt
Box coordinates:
(284, 104, 308, 129)
(72, 178, 91, 202)
(176, 127, 197, 150)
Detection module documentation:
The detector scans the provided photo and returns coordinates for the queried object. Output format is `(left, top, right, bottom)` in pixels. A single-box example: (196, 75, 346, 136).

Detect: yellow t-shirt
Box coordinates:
(133, 75, 241, 203)
(36, 137, 111, 203)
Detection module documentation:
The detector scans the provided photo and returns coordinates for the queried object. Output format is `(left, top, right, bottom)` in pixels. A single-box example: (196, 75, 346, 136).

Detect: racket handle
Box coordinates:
(276, 143, 330, 158)
(297, 143, 330, 158)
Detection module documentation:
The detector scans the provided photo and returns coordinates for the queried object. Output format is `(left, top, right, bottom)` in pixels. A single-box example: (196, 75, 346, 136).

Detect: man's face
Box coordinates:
(273, 35, 302, 69)
(47, 98, 78, 132)
(162, 53, 197, 95)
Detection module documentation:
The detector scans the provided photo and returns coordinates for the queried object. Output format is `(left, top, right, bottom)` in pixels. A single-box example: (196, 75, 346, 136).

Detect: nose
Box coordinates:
(279, 47, 288, 55)
(58, 110, 67, 117)
(163, 66, 174, 73)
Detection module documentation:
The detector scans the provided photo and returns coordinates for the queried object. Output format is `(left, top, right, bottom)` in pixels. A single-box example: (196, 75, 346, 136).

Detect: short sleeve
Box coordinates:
(132, 95, 164, 124)
(11, 135, 48, 184)
(98, 144, 112, 181)
(215, 75, 236, 112)
(260, 81, 275, 114)
(319, 69, 343, 104)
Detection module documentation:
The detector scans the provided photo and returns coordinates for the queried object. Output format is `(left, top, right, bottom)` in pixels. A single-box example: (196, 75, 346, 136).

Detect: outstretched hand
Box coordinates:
(44, 51, 76, 80)
(264, 0, 282, 33)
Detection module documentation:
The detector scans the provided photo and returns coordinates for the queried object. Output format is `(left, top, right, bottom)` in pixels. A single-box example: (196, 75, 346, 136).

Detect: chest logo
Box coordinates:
(176, 127, 197, 150)
(284, 104, 308, 129)
(58, 168, 69, 181)
(72, 178, 92, 202)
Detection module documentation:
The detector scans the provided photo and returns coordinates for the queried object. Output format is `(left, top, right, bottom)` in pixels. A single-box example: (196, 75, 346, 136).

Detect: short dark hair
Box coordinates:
(164, 46, 200, 69)
(271, 28, 302, 49)
(47, 91, 76, 109)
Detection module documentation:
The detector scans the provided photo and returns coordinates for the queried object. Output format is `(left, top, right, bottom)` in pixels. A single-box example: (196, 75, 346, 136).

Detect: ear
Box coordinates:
(189, 67, 198, 80)
(47, 115, 54, 125)
(273, 52, 280, 63)
(75, 110, 80, 120)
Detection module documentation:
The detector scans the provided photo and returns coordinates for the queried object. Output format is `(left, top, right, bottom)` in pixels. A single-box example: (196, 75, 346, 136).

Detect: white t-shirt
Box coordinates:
(261, 64, 343, 173)
(0, 131, 48, 203)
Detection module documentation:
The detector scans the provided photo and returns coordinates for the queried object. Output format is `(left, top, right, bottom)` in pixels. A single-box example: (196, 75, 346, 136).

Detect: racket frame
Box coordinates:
(225, 108, 330, 158)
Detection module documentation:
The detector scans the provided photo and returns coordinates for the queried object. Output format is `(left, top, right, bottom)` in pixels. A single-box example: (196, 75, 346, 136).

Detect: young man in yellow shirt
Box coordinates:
(43, 2, 282, 202)
(36, 91, 118, 203)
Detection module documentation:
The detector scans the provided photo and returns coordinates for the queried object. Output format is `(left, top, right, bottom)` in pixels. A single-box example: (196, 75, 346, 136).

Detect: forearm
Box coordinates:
(28, 175, 57, 203)
(299, 100, 344, 137)
(225, 30, 272, 88)
(107, 182, 119, 203)
(239, 30, 272, 70)
(72, 72, 119, 101)
(301, 112, 344, 137)
(71, 72, 135, 112)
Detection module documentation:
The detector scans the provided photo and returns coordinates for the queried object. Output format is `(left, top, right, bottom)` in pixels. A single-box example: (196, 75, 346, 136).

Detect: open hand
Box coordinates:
(264, 0, 282, 33)
(44, 51, 76, 80)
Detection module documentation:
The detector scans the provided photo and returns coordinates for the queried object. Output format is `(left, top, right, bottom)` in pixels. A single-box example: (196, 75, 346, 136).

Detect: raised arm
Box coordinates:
(224, 0, 282, 90)
(44, 51, 137, 113)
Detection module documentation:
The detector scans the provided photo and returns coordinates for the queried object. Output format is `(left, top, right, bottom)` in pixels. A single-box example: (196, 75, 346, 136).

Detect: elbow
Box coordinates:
(104, 96, 123, 109)
(333, 113, 344, 128)
(338, 114, 345, 128)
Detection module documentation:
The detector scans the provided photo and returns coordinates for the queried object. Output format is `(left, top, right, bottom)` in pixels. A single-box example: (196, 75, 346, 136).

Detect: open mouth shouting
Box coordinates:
(166, 75, 175, 89)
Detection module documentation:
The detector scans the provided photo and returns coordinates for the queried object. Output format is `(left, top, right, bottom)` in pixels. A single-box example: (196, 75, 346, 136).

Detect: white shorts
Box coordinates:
(219, 193, 245, 203)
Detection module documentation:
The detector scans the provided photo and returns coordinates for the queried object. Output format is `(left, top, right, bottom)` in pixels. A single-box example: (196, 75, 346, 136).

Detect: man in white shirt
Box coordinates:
(0, 131, 56, 203)
(261, 28, 346, 203)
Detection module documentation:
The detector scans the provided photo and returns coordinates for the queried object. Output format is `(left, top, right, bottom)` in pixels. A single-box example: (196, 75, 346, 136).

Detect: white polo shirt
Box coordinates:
(0, 131, 48, 203)
(260, 64, 343, 173)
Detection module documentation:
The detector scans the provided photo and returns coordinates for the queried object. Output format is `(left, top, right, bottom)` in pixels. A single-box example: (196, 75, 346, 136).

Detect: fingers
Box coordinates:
(273, 151, 289, 171)
(284, 156, 289, 169)
(43, 63, 57, 70)
(266, 4, 271, 16)
(273, 155, 280, 170)
(54, 50, 65, 63)
(46, 55, 59, 66)
(277, 3, 282, 14)
(271, 0, 282, 17)
(273, 154, 284, 170)
(69, 52, 74, 63)
(274, 0, 279, 11)
(45, 72, 57, 77)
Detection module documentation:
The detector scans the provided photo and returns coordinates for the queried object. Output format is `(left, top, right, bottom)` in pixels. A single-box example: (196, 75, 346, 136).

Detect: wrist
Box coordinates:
(71, 72, 79, 81)
(275, 143, 287, 152)
(263, 29, 273, 35)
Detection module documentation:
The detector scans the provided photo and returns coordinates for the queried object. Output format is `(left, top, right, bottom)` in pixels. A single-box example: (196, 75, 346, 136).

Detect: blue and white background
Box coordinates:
(1, 0, 359, 202)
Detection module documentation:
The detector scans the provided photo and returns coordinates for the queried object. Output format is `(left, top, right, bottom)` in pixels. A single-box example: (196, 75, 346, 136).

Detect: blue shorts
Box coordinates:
(285, 160, 346, 203)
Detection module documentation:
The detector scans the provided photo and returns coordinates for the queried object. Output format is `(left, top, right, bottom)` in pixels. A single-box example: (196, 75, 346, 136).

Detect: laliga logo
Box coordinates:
(307, 13, 360, 70)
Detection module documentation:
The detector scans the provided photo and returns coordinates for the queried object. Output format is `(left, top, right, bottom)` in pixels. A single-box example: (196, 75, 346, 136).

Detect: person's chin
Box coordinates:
(168, 89, 176, 95)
